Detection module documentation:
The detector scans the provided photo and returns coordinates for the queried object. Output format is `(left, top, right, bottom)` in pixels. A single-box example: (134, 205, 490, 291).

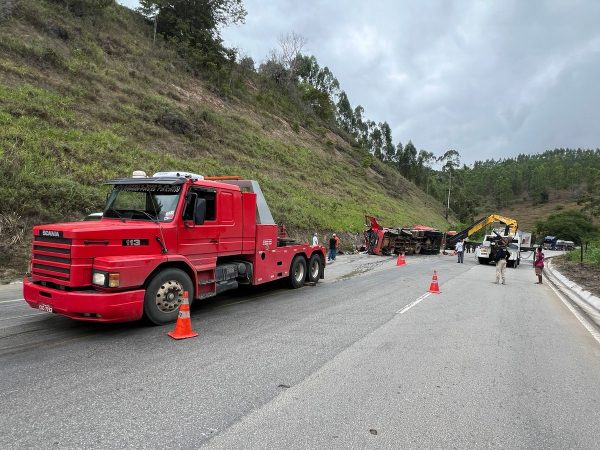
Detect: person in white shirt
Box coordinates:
(312, 233, 319, 246)
(455, 239, 465, 263)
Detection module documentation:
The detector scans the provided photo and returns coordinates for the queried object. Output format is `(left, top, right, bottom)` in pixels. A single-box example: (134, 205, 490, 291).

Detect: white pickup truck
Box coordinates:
(475, 234, 521, 268)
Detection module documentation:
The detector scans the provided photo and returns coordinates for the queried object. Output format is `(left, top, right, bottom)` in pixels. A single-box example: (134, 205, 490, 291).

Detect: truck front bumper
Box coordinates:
(23, 277, 145, 323)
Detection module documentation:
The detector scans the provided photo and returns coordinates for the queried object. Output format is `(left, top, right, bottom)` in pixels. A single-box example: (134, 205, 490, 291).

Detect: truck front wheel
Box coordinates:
(478, 257, 488, 265)
(144, 268, 194, 325)
(289, 256, 307, 289)
(307, 253, 323, 283)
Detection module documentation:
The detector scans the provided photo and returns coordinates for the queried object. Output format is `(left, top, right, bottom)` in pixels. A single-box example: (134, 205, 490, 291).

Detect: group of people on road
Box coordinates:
(453, 237, 545, 285)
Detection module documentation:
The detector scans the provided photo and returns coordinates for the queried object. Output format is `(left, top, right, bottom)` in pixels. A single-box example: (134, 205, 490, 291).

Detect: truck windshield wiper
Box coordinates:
(105, 208, 126, 222)
(130, 209, 159, 223)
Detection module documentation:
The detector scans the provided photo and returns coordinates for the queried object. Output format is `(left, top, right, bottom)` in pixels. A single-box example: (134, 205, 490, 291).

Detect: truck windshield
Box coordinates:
(103, 184, 181, 222)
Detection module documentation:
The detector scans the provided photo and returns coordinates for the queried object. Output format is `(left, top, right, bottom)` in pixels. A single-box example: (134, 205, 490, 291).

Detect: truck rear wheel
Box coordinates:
(144, 268, 193, 325)
(307, 254, 323, 283)
(289, 256, 307, 289)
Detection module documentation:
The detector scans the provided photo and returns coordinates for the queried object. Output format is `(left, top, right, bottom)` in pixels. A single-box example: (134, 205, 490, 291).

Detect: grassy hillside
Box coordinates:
(0, 0, 452, 280)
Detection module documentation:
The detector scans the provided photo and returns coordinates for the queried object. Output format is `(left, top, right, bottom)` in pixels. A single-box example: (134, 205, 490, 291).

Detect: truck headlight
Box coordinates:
(92, 271, 106, 286)
(92, 271, 120, 288)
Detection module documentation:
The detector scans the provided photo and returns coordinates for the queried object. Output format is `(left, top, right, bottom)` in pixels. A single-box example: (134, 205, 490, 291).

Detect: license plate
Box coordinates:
(38, 303, 53, 313)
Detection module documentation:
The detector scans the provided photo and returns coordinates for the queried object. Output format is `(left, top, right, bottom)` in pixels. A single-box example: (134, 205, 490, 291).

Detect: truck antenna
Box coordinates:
(150, 197, 168, 254)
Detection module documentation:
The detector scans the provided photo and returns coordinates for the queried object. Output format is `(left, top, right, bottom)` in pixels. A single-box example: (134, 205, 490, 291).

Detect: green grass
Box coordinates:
(0, 0, 450, 278)
(566, 242, 600, 266)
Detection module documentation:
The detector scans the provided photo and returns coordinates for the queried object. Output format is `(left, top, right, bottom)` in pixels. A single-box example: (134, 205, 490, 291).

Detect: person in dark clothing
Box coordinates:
(494, 243, 511, 284)
(328, 234, 338, 261)
(534, 246, 545, 284)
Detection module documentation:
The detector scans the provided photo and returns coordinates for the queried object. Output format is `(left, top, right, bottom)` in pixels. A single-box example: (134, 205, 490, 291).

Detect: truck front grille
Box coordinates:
(32, 235, 72, 282)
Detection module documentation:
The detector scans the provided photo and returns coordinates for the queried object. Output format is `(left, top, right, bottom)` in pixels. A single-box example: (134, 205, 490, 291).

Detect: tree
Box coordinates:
(438, 149, 461, 220)
(578, 173, 600, 217)
(415, 149, 435, 188)
(336, 91, 354, 134)
(277, 32, 306, 76)
(139, 0, 246, 67)
(535, 210, 599, 244)
(394, 142, 404, 173)
(370, 125, 383, 160)
(353, 105, 368, 146)
(380, 122, 395, 162)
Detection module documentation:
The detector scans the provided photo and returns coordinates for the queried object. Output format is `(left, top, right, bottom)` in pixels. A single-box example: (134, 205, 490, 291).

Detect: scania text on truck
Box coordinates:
(23, 172, 326, 324)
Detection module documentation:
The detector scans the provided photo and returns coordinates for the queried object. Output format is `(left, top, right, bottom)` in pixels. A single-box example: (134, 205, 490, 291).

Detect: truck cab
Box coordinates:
(475, 234, 521, 268)
(23, 172, 326, 324)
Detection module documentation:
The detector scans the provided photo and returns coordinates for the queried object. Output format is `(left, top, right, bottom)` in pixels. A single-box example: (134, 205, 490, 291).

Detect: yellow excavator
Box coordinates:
(447, 214, 518, 248)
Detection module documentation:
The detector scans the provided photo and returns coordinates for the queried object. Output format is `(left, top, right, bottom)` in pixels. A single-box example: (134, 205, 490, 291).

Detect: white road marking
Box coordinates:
(0, 299, 24, 304)
(396, 292, 431, 314)
(547, 281, 600, 345)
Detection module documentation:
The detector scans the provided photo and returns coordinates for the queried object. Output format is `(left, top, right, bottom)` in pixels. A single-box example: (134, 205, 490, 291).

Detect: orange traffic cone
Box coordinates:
(167, 291, 198, 340)
(396, 252, 406, 266)
(428, 271, 441, 294)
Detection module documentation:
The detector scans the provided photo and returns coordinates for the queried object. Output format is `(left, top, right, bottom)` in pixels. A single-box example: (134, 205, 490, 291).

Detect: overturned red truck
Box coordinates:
(363, 216, 443, 256)
(23, 172, 326, 324)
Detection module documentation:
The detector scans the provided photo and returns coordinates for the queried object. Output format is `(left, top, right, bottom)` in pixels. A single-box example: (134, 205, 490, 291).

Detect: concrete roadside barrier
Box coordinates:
(545, 259, 600, 328)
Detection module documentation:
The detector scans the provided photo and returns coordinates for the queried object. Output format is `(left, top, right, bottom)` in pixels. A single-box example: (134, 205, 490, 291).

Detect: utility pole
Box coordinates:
(445, 170, 452, 220)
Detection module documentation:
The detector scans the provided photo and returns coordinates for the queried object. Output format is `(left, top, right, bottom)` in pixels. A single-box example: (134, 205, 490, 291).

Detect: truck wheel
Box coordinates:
(478, 257, 487, 265)
(414, 243, 422, 254)
(144, 268, 193, 325)
(307, 254, 322, 283)
(289, 256, 307, 289)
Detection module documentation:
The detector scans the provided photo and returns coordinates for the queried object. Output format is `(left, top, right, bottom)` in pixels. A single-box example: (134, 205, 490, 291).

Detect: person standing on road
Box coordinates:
(328, 234, 338, 262)
(534, 246, 545, 284)
(494, 242, 510, 284)
(455, 238, 465, 263)
(312, 233, 319, 246)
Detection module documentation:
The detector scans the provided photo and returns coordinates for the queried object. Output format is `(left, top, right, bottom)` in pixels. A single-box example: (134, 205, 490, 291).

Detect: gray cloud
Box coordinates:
(119, 1, 600, 164)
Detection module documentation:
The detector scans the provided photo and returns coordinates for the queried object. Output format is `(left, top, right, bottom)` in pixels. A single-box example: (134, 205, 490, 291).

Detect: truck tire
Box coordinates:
(144, 268, 194, 325)
(478, 257, 488, 265)
(414, 243, 422, 254)
(307, 253, 323, 283)
(289, 256, 307, 289)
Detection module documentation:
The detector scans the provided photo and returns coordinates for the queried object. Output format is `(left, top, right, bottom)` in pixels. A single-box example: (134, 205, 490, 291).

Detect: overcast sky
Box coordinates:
(118, 0, 600, 164)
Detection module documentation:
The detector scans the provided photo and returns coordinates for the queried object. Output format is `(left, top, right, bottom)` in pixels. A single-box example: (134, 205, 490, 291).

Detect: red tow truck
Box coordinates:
(23, 172, 326, 324)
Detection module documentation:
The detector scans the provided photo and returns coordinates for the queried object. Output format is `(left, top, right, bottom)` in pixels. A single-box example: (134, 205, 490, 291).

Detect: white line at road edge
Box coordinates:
(547, 281, 600, 345)
(0, 299, 24, 304)
(397, 292, 431, 314)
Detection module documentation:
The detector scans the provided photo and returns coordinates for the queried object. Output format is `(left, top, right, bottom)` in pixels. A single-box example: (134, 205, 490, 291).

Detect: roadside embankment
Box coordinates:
(545, 259, 600, 328)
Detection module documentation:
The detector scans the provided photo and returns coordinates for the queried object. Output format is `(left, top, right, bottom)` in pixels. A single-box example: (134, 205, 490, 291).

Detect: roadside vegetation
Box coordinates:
(565, 243, 600, 266)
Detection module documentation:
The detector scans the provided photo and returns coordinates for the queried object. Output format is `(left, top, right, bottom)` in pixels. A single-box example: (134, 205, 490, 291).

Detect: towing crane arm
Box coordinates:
(448, 214, 518, 246)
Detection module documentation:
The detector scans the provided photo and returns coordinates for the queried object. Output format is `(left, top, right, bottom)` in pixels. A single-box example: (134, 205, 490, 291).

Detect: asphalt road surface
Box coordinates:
(1, 253, 599, 449)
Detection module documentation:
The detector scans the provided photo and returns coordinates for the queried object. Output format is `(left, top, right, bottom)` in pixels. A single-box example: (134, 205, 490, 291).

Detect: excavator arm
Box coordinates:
(449, 214, 518, 246)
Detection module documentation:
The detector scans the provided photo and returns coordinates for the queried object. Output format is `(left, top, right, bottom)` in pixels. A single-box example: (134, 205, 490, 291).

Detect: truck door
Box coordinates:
(179, 188, 219, 265)
(216, 190, 243, 255)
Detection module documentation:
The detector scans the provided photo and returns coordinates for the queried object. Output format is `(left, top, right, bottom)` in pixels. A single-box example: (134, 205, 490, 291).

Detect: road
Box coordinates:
(1, 252, 599, 449)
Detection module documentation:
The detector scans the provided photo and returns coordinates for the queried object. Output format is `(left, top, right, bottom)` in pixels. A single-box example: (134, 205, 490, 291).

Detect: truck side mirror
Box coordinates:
(194, 198, 207, 225)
